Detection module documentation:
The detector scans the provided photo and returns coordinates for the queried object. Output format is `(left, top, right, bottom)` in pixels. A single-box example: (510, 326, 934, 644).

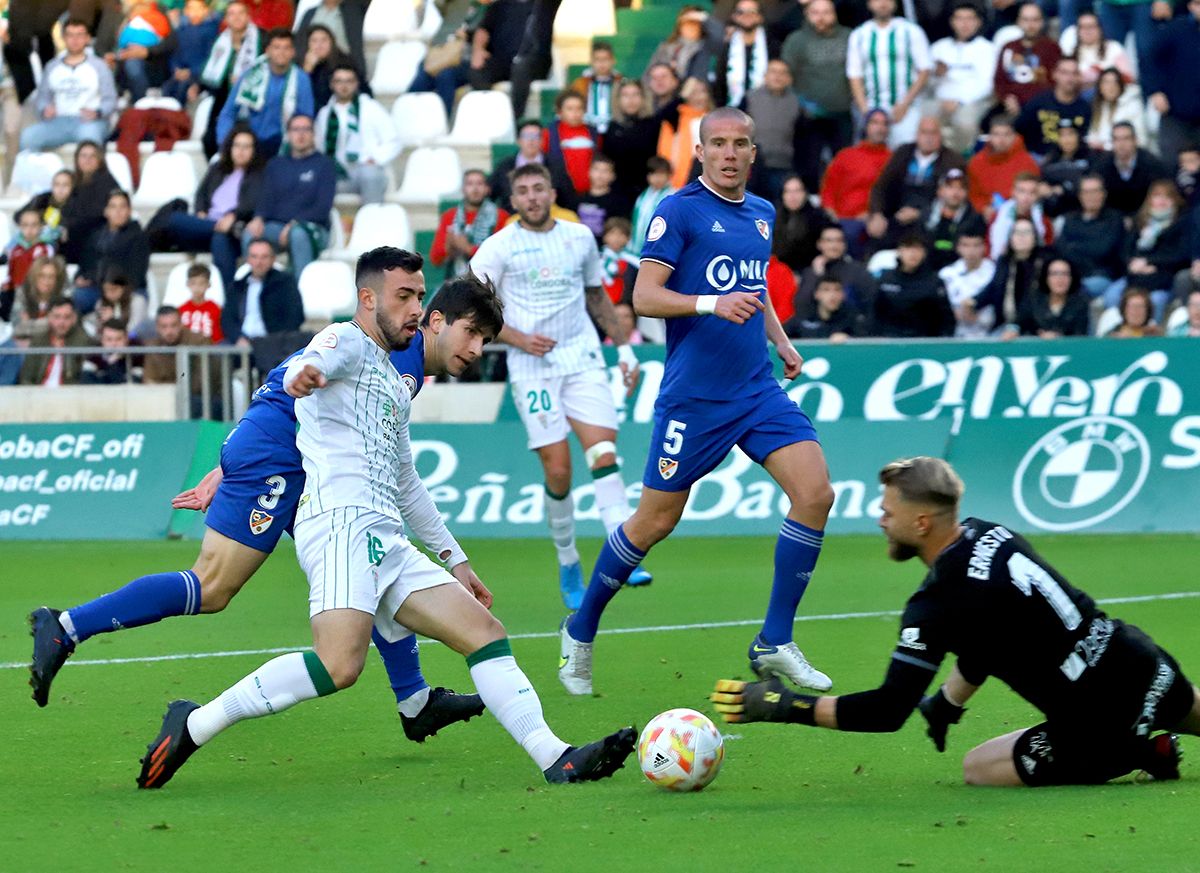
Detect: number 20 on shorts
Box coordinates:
(527, 389, 553, 414)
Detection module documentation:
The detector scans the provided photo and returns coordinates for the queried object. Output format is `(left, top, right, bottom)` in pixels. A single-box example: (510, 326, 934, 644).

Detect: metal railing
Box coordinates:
(0, 345, 255, 422)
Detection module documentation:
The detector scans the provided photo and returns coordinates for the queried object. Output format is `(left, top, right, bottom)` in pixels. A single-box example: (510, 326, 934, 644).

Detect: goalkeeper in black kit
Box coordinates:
(712, 456, 1200, 787)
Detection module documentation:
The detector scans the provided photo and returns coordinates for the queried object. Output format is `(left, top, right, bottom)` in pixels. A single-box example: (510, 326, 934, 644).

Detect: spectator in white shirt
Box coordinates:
(938, 230, 997, 338)
(21, 20, 117, 152)
(927, 3, 995, 154)
(314, 62, 399, 205)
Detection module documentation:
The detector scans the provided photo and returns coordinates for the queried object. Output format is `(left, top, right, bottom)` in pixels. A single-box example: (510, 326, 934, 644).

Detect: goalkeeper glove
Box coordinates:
(918, 686, 965, 753)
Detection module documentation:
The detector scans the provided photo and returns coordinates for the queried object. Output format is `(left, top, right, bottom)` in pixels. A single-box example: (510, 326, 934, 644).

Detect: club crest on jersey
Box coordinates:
(647, 215, 666, 242)
(320, 332, 338, 349)
(658, 457, 678, 480)
(249, 509, 274, 535)
(755, 219, 770, 240)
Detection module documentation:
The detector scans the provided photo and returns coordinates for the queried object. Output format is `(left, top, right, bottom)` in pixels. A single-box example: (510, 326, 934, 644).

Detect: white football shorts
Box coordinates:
(294, 506, 453, 642)
(512, 368, 619, 450)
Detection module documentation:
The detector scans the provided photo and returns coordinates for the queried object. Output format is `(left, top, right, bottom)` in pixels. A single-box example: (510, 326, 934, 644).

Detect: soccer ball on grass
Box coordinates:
(637, 708, 725, 791)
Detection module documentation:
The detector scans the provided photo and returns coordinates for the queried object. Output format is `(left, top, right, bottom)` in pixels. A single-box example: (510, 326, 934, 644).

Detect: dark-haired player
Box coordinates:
(559, 107, 836, 695)
(30, 257, 503, 745)
(713, 456, 1200, 787)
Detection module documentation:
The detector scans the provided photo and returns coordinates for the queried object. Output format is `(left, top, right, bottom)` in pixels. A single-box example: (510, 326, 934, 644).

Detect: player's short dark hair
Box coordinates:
(420, 268, 504, 339)
(265, 27, 294, 48)
(698, 107, 756, 144)
(646, 156, 672, 176)
(592, 41, 614, 55)
(509, 163, 553, 187)
(187, 263, 212, 281)
(101, 318, 128, 334)
(156, 305, 181, 319)
(879, 457, 964, 510)
(356, 246, 424, 291)
(603, 216, 632, 238)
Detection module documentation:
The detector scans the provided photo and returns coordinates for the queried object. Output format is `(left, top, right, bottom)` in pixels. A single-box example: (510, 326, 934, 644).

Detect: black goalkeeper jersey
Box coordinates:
(893, 517, 1113, 722)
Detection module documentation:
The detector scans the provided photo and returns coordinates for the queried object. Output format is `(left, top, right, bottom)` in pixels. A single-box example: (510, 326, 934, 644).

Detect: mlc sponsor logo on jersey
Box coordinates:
(705, 256, 768, 292)
(249, 508, 274, 535)
(1013, 416, 1150, 532)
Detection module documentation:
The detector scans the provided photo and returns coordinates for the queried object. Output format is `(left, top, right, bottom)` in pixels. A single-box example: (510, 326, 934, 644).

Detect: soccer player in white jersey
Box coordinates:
(470, 163, 648, 610)
(136, 247, 636, 789)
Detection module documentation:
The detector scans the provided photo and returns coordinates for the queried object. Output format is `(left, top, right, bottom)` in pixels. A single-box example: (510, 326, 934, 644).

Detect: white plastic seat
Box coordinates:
(393, 147, 460, 204)
(8, 151, 65, 197)
(369, 40, 425, 96)
(105, 150, 135, 194)
(391, 92, 449, 146)
(992, 24, 1023, 51)
(191, 94, 214, 142)
(446, 91, 515, 145)
(299, 260, 357, 324)
(133, 151, 199, 212)
(1166, 305, 1188, 332)
(160, 260, 227, 309)
(866, 249, 898, 278)
(0, 214, 12, 251)
(1095, 306, 1122, 337)
(292, 0, 321, 29)
(363, 0, 419, 40)
(327, 202, 413, 260)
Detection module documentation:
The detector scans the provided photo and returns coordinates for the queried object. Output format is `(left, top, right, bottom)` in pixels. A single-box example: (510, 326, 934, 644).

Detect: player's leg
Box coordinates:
(391, 568, 636, 782)
(564, 369, 650, 587)
(961, 729, 1028, 786)
(514, 377, 585, 608)
(370, 628, 485, 742)
(29, 528, 268, 707)
(744, 399, 835, 691)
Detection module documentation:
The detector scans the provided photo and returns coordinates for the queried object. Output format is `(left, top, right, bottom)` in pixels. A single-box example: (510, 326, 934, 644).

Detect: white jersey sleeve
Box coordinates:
(392, 421, 468, 568)
(284, 324, 360, 388)
(582, 233, 604, 289)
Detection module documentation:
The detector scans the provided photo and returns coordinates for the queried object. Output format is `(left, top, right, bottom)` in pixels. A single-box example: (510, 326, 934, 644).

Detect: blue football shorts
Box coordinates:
(205, 420, 305, 551)
(641, 383, 819, 492)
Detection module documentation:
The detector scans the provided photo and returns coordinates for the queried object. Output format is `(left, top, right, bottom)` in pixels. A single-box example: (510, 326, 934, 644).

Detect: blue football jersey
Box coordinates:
(240, 329, 426, 449)
(639, 180, 775, 401)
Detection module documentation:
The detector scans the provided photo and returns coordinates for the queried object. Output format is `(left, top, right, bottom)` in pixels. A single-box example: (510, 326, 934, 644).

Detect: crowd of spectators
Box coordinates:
(2, 0, 1200, 399)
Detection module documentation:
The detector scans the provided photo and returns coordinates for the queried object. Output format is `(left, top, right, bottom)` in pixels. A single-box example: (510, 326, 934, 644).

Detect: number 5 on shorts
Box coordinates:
(663, 420, 687, 456)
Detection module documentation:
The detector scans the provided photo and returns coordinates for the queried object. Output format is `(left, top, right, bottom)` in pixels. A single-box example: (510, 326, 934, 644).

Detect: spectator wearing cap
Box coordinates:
(993, 3, 1060, 119)
(927, 2, 995, 154)
(923, 169, 986, 272)
(870, 232, 956, 338)
(1145, 0, 1200, 167)
(1057, 173, 1128, 302)
(866, 116, 965, 252)
(1094, 122, 1170, 216)
(1039, 119, 1095, 216)
(967, 115, 1040, 220)
(845, 0, 931, 149)
(1087, 68, 1147, 152)
(780, 0, 851, 192)
(1015, 57, 1090, 158)
(820, 109, 891, 255)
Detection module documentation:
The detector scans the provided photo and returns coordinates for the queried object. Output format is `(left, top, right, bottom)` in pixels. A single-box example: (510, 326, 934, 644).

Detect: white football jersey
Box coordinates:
(469, 219, 606, 382)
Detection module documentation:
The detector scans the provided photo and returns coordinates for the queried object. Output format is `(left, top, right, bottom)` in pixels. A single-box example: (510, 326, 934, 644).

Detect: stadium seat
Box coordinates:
(1095, 306, 1122, 337)
(992, 24, 1022, 51)
(191, 94, 214, 143)
(391, 92, 449, 146)
(8, 151, 64, 197)
(105, 150, 135, 194)
(446, 91, 516, 145)
(133, 151, 199, 212)
(1166, 305, 1188, 332)
(0, 214, 12, 251)
(866, 249, 898, 277)
(160, 260, 227, 309)
(363, 0, 419, 41)
(554, 0, 615, 39)
(326, 202, 413, 262)
(298, 260, 357, 324)
(133, 95, 183, 112)
(369, 40, 425, 97)
(394, 147, 461, 204)
(292, 0, 321, 29)
(418, 2, 443, 41)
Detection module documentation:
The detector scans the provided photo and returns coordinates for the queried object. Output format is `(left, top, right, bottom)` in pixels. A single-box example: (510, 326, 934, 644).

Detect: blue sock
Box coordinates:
(569, 525, 646, 643)
(372, 628, 428, 704)
(60, 570, 201, 644)
(760, 520, 824, 645)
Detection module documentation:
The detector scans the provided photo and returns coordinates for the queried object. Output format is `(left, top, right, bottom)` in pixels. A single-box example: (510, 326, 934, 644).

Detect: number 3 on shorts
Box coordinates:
(258, 475, 287, 510)
(527, 389, 553, 414)
(662, 419, 687, 456)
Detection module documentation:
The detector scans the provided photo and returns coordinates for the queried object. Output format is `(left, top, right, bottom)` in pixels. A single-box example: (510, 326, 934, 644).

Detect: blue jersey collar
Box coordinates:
(698, 176, 746, 205)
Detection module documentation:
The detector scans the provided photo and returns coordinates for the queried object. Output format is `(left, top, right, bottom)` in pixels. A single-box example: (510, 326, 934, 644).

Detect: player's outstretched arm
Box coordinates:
(171, 465, 224, 512)
(283, 363, 327, 398)
(284, 325, 359, 397)
(634, 261, 764, 324)
(584, 285, 640, 394)
(761, 288, 804, 379)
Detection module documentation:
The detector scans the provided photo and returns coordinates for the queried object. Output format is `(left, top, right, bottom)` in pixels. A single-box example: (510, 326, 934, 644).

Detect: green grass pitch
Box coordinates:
(3, 532, 1199, 872)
